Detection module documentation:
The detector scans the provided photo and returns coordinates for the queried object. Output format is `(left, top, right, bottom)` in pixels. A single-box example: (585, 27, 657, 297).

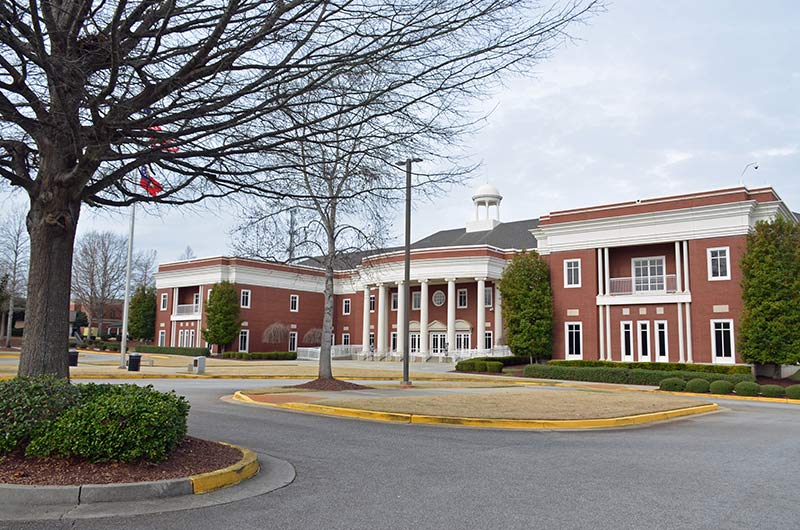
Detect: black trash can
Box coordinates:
(128, 352, 142, 372)
(68, 349, 79, 367)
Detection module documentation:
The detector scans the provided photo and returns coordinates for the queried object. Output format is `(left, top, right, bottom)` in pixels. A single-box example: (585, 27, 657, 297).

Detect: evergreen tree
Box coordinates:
(739, 216, 800, 366)
(498, 251, 553, 363)
(202, 282, 240, 353)
(128, 287, 157, 342)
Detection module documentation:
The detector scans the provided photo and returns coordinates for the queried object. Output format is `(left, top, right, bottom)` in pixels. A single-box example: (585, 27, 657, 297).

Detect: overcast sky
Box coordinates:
(6, 0, 799, 264)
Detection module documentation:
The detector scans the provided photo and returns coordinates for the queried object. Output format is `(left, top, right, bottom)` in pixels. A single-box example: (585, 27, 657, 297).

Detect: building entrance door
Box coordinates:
(430, 333, 447, 354)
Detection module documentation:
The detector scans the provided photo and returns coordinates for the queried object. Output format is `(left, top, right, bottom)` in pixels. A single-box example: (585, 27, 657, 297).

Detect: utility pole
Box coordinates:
(398, 158, 422, 386)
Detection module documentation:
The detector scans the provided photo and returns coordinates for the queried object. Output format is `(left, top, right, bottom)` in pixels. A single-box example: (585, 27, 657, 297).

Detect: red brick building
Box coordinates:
(155, 185, 796, 364)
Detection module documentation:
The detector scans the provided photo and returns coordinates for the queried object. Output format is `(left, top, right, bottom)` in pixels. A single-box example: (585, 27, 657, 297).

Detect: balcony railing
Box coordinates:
(175, 303, 200, 316)
(608, 274, 678, 296)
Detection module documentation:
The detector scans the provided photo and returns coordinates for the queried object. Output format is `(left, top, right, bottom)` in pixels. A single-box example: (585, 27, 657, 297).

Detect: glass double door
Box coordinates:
(430, 333, 447, 354)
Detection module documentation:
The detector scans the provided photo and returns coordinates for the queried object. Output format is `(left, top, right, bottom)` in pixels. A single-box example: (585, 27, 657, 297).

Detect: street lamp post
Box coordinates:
(398, 157, 422, 386)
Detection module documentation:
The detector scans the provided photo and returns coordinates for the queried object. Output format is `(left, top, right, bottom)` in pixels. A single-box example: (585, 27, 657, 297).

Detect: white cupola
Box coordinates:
(465, 183, 502, 233)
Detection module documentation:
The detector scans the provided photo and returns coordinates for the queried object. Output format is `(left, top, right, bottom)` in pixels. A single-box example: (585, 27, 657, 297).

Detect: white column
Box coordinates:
(677, 302, 685, 363)
(476, 278, 486, 351)
(682, 241, 690, 292)
(685, 303, 693, 363)
(377, 283, 387, 354)
(447, 279, 456, 353)
(396, 281, 405, 355)
(605, 305, 611, 361)
(603, 248, 610, 295)
(362, 286, 371, 354)
(597, 248, 604, 296)
(599, 305, 605, 361)
(675, 242, 683, 292)
(197, 285, 204, 347)
(494, 285, 503, 346)
(420, 280, 429, 356)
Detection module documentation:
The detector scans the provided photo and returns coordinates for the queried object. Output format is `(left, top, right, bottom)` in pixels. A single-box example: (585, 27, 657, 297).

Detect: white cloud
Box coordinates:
(749, 146, 798, 158)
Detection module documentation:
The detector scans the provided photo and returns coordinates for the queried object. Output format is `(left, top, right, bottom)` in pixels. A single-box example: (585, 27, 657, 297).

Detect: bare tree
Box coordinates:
(1, 0, 602, 376)
(132, 249, 158, 289)
(72, 231, 127, 338)
(177, 246, 196, 261)
(0, 207, 29, 348)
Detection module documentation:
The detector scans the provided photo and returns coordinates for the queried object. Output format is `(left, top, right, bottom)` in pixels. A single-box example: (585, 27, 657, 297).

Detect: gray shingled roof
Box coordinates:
(411, 218, 539, 250)
(297, 218, 538, 270)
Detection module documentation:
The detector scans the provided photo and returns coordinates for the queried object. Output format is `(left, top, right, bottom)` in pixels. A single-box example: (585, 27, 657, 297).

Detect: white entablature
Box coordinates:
(354, 253, 509, 289)
(531, 200, 791, 254)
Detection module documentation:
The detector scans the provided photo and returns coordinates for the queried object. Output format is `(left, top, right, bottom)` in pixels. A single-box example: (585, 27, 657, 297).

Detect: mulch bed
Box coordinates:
(0, 437, 242, 486)
(289, 378, 370, 391)
(756, 376, 799, 388)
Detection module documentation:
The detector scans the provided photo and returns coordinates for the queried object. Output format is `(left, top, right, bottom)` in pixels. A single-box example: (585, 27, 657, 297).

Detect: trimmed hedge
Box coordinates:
(134, 345, 210, 356)
(522, 365, 755, 386)
(455, 356, 528, 372)
(785, 385, 800, 400)
(0, 376, 80, 454)
(659, 378, 686, 392)
(760, 384, 786, 398)
(684, 378, 710, 393)
(734, 381, 761, 397)
(548, 359, 752, 375)
(709, 380, 735, 394)
(485, 361, 504, 373)
(222, 351, 297, 360)
(27, 384, 189, 463)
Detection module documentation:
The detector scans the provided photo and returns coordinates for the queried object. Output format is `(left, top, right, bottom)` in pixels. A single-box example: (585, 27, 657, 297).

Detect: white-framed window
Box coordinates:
(342, 298, 351, 315)
(707, 247, 731, 281)
(565, 322, 582, 358)
(160, 293, 168, 311)
(455, 332, 471, 350)
(484, 287, 493, 307)
(193, 292, 200, 308)
(289, 294, 299, 312)
(188, 329, 195, 347)
(369, 332, 375, 348)
(238, 329, 249, 353)
(711, 319, 735, 364)
(620, 321, 633, 361)
(564, 259, 582, 288)
(457, 288, 468, 309)
(633, 256, 665, 292)
(655, 320, 668, 362)
(178, 329, 184, 347)
(410, 333, 421, 353)
(207, 288, 213, 301)
(369, 295, 376, 312)
(158, 330, 166, 347)
(637, 321, 650, 361)
(288, 331, 298, 352)
(391, 332, 397, 351)
(484, 331, 493, 350)
(391, 292, 398, 311)
(412, 291, 421, 310)
(432, 290, 446, 307)
(341, 333, 350, 346)
(240, 289, 251, 309)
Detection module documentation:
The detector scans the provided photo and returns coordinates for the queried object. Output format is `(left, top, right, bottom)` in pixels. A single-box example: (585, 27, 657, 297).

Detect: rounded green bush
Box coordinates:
(27, 384, 190, 463)
(455, 360, 475, 372)
(0, 376, 80, 454)
(785, 385, 800, 400)
(684, 378, 710, 393)
(759, 384, 785, 398)
(484, 361, 503, 373)
(734, 381, 761, 397)
(472, 361, 488, 372)
(659, 377, 686, 392)
(709, 380, 735, 394)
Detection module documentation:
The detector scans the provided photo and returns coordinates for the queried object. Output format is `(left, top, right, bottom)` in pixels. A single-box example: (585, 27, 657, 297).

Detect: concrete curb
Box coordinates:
(0, 442, 258, 506)
(232, 391, 719, 429)
(658, 390, 800, 404)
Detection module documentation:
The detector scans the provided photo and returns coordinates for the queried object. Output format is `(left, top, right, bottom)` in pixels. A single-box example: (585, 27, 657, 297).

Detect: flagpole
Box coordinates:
(119, 203, 136, 369)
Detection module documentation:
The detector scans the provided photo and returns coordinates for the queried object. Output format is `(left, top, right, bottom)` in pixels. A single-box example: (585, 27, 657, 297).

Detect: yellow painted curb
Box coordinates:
(231, 391, 719, 429)
(66, 373, 508, 383)
(189, 443, 260, 494)
(659, 390, 800, 404)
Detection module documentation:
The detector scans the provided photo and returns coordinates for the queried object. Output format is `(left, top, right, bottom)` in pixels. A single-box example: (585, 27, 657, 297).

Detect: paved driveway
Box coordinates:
(6, 379, 798, 530)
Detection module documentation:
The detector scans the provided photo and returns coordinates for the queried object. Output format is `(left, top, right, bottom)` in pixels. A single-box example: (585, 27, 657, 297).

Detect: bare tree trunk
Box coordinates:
(318, 222, 336, 380)
(18, 191, 81, 378)
(0, 310, 6, 339)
